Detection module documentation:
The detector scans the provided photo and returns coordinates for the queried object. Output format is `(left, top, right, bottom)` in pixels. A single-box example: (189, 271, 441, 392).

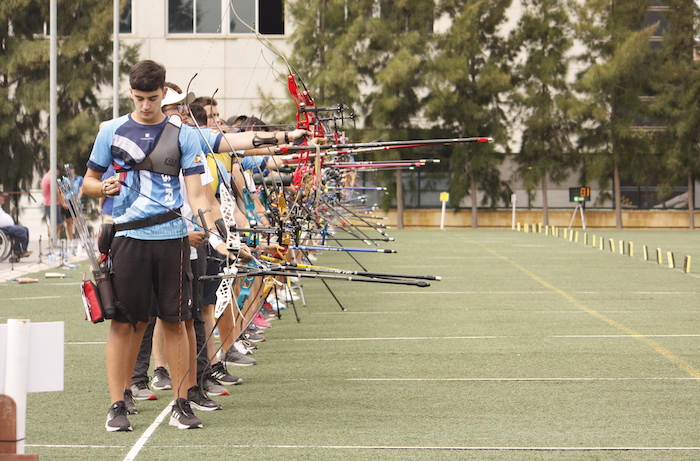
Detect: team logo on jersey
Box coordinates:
(194, 154, 203, 163)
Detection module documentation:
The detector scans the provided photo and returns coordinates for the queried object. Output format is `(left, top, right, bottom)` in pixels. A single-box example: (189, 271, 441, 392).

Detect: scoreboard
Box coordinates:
(569, 187, 591, 202)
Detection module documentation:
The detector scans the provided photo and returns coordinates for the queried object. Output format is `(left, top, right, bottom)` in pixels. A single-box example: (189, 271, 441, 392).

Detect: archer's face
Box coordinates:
(203, 104, 222, 128)
(130, 88, 167, 124)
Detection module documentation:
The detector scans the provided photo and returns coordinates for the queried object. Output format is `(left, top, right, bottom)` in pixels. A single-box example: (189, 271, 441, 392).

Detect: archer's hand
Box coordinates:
(188, 230, 207, 248)
(287, 129, 309, 143)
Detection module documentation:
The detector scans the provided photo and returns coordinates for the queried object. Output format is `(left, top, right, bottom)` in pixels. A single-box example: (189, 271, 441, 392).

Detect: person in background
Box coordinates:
(41, 168, 65, 241)
(0, 191, 31, 262)
(61, 163, 84, 252)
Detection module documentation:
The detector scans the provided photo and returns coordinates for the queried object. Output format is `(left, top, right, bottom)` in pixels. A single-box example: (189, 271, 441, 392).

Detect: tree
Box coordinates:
(650, 0, 699, 228)
(423, 0, 513, 227)
(0, 0, 137, 204)
(571, 0, 659, 229)
(509, 0, 577, 225)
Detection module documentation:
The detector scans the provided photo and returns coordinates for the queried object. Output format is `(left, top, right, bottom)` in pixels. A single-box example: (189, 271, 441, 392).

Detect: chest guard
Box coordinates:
(130, 115, 183, 177)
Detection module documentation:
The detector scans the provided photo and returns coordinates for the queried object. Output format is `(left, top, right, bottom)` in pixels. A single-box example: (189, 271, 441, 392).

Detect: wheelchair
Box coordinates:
(0, 228, 12, 262)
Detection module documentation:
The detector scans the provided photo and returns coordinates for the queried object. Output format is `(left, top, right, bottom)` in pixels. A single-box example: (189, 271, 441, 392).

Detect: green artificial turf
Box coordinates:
(2, 229, 700, 460)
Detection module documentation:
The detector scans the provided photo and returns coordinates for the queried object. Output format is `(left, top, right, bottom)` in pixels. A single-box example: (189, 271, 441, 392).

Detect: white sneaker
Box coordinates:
(233, 340, 253, 355)
(277, 290, 299, 302)
(266, 299, 286, 311)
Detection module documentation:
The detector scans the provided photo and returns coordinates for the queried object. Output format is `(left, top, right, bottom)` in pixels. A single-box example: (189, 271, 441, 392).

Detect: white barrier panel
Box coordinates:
(0, 320, 64, 454)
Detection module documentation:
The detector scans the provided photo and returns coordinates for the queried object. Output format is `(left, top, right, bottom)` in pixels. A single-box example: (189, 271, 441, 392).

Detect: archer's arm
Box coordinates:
(217, 129, 307, 153)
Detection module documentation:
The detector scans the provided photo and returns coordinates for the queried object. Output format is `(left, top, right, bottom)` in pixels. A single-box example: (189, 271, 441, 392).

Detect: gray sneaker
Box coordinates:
(105, 400, 132, 432)
(219, 348, 258, 367)
(152, 366, 172, 390)
(202, 376, 230, 397)
(188, 385, 223, 411)
(210, 362, 243, 385)
(130, 380, 157, 401)
(169, 398, 203, 429)
(123, 389, 138, 415)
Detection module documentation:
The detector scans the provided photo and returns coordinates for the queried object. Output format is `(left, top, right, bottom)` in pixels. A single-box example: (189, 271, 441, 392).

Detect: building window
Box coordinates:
(119, 0, 132, 34)
(169, 0, 223, 34)
(229, 0, 284, 35)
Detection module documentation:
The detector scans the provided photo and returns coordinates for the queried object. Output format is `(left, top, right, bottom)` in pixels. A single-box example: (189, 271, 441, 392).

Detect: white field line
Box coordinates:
(122, 401, 173, 461)
(347, 377, 698, 382)
(3, 296, 63, 300)
(29, 444, 700, 451)
(378, 291, 700, 295)
(291, 336, 502, 341)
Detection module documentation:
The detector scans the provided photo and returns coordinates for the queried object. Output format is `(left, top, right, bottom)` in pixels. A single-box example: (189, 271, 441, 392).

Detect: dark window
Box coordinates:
(168, 0, 223, 33)
(259, 0, 284, 35)
(119, 0, 132, 34)
(230, 0, 284, 34)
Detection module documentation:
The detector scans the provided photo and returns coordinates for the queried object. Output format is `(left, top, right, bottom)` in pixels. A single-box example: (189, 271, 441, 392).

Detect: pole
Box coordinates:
(511, 193, 517, 230)
(113, 0, 120, 119)
(439, 192, 449, 230)
(4, 319, 30, 454)
(49, 0, 58, 247)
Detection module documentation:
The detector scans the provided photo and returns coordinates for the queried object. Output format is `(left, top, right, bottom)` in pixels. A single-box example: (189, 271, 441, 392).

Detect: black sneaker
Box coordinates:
(105, 400, 132, 432)
(210, 362, 243, 385)
(123, 389, 138, 415)
(188, 385, 223, 411)
(169, 398, 203, 429)
(152, 366, 172, 390)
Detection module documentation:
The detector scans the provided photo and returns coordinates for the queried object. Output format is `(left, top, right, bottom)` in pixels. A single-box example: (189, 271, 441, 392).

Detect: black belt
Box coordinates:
(114, 209, 181, 232)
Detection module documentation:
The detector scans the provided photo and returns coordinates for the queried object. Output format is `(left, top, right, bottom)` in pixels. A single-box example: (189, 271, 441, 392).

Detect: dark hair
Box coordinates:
(192, 96, 217, 107)
(239, 116, 271, 132)
(189, 104, 208, 126)
(129, 60, 166, 92)
(164, 81, 183, 93)
(227, 115, 247, 126)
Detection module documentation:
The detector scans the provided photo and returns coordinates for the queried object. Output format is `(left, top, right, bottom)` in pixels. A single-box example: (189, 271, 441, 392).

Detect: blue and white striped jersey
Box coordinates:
(87, 114, 205, 240)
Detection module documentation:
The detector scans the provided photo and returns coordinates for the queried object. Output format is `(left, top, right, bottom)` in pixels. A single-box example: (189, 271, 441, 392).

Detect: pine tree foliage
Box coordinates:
(0, 0, 137, 196)
(283, 0, 696, 221)
(570, 0, 660, 227)
(424, 0, 513, 211)
(509, 0, 576, 220)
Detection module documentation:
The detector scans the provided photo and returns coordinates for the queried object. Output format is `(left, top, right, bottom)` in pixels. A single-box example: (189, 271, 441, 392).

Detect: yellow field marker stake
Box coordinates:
(619, 240, 624, 255)
(684, 256, 691, 273)
(583, 233, 588, 245)
(599, 237, 604, 250)
(545, 225, 550, 236)
(668, 252, 675, 269)
(574, 231, 579, 243)
(609, 239, 615, 252)
(517, 222, 521, 231)
(569, 230, 575, 242)
(592, 235, 596, 247)
(628, 242, 633, 257)
(643, 245, 649, 261)
(656, 248, 663, 265)
(538, 223, 542, 233)
(563, 228, 568, 240)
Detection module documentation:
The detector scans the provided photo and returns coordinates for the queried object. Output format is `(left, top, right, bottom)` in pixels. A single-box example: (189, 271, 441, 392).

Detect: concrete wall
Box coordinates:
(371, 209, 700, 230)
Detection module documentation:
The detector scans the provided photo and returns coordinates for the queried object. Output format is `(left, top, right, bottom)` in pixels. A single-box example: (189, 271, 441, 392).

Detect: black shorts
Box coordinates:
(111, 236, 193, 324)
(201, 246, 222, 306)
(61, 206, 72, 220)
(189, 254, 203, 322)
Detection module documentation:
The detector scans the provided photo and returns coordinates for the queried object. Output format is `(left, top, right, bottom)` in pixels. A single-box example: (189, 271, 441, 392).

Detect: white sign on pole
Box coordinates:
(0, 321, 64, 393)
